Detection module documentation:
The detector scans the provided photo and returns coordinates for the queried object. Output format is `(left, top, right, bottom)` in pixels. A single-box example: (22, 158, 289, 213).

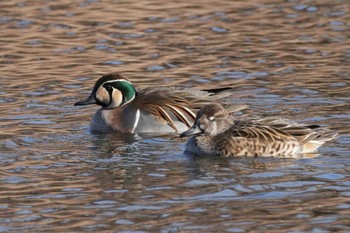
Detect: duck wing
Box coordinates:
(135, 87, 247, 131)
(239, 117, 338, 146)
(229, 120, 296, 142)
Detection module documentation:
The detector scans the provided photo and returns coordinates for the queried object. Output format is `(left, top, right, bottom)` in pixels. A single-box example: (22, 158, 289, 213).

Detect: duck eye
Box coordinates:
(104, 84, 113, 92)
(208, 116, 215, 121)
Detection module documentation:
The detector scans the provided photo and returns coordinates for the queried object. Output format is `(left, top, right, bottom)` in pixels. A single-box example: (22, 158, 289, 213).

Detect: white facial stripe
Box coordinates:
(131, 109, 140, 133)
(95, 86, 110, 105)
(103, 79, 132, 85)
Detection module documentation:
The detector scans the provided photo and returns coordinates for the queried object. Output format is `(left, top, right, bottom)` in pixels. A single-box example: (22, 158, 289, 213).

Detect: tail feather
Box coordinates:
(301, 129, 338, 153)
(255, 117, 338, 153)
(314, 129, 339, 142)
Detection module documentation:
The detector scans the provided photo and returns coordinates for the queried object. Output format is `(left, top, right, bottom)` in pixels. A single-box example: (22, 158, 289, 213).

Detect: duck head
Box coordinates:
(74, 73, 137, 109)
(180, 103, 233, 137)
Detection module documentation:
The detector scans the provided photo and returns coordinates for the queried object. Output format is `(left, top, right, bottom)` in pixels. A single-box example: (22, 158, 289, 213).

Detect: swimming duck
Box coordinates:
(74, 73, 247, 134)
(180, 103, 338, 158)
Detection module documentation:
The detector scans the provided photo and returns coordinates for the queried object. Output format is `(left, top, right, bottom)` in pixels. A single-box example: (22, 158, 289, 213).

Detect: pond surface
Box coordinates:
(1, 0, 350, 232)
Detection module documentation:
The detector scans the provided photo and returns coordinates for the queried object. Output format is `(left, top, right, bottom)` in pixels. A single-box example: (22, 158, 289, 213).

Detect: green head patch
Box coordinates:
(102, 80, 137, 106)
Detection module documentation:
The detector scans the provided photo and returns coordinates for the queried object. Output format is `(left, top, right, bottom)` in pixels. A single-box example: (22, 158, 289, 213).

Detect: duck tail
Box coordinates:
(314, 128, 339, 142)
(301, 128, 338, 153)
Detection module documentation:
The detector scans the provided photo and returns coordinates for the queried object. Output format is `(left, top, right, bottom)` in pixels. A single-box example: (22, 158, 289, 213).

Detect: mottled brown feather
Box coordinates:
(182, 104, 338, 157)
(229, 121, 296, 143)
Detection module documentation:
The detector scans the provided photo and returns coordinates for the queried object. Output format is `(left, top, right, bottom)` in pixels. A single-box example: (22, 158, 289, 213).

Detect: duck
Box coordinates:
(74, 73, 247, 134)
(180, 103, 338, 158)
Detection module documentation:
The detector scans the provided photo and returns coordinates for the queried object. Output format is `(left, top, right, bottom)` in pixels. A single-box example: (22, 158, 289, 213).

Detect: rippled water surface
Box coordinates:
(1, 0, 350, 232)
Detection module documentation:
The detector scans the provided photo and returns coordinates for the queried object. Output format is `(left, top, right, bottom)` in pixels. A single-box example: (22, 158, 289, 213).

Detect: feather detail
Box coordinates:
(133, 86, 245, 132)
(230, 121, 295, 143)
(181, 106, 197, 119)
(156, 106, 178, 131)
(299, 132, 319, 145)
(265, 126, 292, 141)
(165, 104, 193, 128)
(253, 126, 273, 141)
(171, 104, 197, 120)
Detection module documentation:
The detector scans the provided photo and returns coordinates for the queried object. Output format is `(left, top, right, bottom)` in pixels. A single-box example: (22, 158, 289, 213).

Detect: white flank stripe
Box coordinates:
(131, 109, 140, 133)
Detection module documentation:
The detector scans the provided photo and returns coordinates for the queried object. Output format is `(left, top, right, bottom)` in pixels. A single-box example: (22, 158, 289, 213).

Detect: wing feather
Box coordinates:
(229, 121, 296, 142)
(165, 104, 193, 128)
(134, 87, 245, 131)
(156, 106, 177, 131)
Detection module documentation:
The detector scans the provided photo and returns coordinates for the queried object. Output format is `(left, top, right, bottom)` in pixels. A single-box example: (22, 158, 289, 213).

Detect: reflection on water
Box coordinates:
(0, 0, 350, 232)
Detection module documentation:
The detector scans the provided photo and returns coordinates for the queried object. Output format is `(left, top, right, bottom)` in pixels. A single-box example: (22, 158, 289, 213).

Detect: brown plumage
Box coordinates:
(180, 103, 338, 158)
(134, 86, 242, 131)
(74, 73, 247, 133)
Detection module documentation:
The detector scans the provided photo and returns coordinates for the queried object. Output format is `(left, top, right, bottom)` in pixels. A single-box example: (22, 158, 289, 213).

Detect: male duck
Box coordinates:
(74, 73, 247, 134)
(180, 103, 338, 158)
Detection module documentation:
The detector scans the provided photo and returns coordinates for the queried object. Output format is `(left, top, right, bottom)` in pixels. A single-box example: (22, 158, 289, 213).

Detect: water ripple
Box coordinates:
(0, 0, 349, 232)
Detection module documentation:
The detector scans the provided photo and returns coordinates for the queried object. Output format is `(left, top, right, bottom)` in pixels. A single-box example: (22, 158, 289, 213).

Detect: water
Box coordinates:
(0, 0, 350, 232)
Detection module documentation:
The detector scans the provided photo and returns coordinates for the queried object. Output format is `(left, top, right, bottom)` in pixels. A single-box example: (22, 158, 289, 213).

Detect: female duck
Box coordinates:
(75, 73, 246, 134)
(180, 103, 338, 158)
